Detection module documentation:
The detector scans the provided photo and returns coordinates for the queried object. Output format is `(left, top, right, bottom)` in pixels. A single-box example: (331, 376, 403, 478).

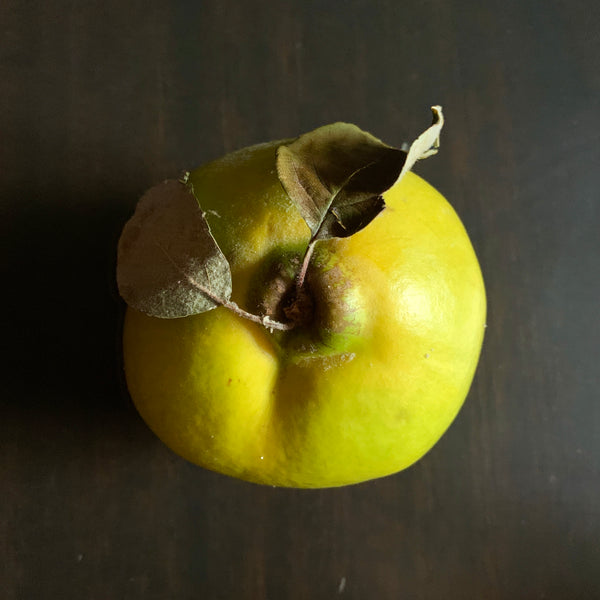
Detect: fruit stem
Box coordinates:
(158, 243, 294, 332)
(184, 274, 294, 332)
(296, 239, 317, 290)
(223, 300, 295, 332)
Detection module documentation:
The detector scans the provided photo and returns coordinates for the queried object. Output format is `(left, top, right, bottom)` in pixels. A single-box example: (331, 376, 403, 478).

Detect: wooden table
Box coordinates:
(3, 1, 599, 598)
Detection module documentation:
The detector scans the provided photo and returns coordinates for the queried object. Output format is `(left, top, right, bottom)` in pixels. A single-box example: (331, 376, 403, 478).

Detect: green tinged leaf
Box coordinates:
(117, 180, 232, 319)
(276, 107, 444, 242)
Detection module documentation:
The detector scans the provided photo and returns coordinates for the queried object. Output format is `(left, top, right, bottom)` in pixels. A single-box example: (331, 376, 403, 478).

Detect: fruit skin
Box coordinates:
(123, 141, 486, 488)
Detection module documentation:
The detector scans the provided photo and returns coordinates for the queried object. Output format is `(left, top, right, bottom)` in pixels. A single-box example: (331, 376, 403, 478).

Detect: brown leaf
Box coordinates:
(276, 107, 444, 242)
(314, 149, 406, 240)
(276, 123, 395, 241)
(117, 180, 232, 318)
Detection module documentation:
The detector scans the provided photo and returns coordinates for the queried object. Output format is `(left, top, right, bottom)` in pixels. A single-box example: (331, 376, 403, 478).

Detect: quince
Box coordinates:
(118, 110, 486, 487)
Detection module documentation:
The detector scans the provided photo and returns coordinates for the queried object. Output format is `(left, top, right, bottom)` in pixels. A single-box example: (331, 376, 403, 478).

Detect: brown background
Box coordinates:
(2, 1, 599, 598)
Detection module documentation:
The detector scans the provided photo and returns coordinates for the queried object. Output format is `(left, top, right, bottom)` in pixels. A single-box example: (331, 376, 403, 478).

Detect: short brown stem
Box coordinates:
(158, 243, 294, 332)
(296, 240, 317, 290)
(222, 300, 295, 331)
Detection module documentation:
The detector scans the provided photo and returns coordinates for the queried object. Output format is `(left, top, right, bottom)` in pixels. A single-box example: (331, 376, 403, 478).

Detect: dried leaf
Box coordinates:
(396, 105, 444, 183)
(277, 107, 444, 242)
(314, 149, 406, 240)
(117, 180, 232, 318)
(277, 123, 395, 241)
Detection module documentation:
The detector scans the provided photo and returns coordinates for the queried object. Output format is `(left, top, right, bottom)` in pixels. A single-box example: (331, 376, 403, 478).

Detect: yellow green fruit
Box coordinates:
(122, 140, 486, 488)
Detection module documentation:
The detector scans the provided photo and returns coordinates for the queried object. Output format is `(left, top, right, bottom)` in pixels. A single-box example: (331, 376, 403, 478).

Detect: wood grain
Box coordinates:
(2, 1, 599, 598)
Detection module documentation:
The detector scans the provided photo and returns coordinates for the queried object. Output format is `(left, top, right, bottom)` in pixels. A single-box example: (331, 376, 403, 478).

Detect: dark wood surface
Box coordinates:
(2, 1, 599, 598)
